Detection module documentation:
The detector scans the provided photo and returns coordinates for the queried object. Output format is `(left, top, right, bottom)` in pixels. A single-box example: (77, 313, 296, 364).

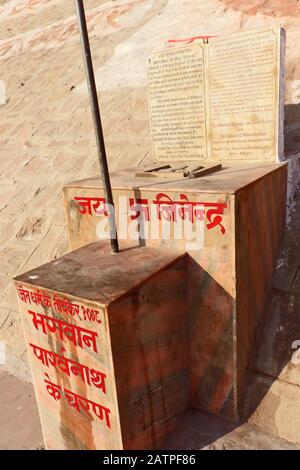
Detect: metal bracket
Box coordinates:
(135, 163, 222, 179)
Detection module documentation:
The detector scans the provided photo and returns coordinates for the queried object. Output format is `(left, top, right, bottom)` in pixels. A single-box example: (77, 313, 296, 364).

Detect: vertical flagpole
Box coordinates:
(75, 0, 119, 254)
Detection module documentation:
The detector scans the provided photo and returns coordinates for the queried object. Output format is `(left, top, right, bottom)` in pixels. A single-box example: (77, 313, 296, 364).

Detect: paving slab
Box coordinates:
(1, 367, 297, 451)
(162, 408, 300, 450)
(0, 369, 43, 450)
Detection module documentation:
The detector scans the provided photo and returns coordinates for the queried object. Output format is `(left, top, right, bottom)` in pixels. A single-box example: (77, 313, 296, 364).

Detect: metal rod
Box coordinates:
(75, 0, 119, 254)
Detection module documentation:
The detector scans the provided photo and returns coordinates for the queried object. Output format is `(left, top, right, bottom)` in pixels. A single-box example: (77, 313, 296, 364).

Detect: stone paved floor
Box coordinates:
(0, 369, 42, 449)
(163, 409, 300, 450)
(1, 366, 299, 450)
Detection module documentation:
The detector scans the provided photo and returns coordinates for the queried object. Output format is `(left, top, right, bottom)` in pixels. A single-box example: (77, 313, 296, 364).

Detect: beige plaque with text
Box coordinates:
(148, 43, 206, 162)
(148, 27, 285, 163)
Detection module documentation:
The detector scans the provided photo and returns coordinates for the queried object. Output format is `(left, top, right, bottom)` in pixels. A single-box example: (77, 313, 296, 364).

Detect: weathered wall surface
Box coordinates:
(1, 0, 300, 379)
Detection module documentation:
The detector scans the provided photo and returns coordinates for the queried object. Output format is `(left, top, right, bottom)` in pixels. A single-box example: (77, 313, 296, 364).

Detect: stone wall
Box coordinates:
(1, 0, 300, 380)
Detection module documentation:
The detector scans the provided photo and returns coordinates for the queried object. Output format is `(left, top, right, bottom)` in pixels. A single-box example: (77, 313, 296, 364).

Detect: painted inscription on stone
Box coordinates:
(148, 44, 206, 161)
(16, 284, 119, 449)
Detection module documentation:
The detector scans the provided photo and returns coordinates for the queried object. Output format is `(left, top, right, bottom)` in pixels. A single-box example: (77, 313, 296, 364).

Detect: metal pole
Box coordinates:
(75, 0, 119, 254)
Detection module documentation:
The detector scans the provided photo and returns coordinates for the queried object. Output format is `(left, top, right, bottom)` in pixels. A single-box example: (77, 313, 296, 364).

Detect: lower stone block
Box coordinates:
(14, 242, 189, 450)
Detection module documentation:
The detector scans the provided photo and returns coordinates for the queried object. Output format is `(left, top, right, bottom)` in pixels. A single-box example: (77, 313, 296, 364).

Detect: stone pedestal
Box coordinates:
(64, 162, 288, 419)
(14, 24, 289, 448)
